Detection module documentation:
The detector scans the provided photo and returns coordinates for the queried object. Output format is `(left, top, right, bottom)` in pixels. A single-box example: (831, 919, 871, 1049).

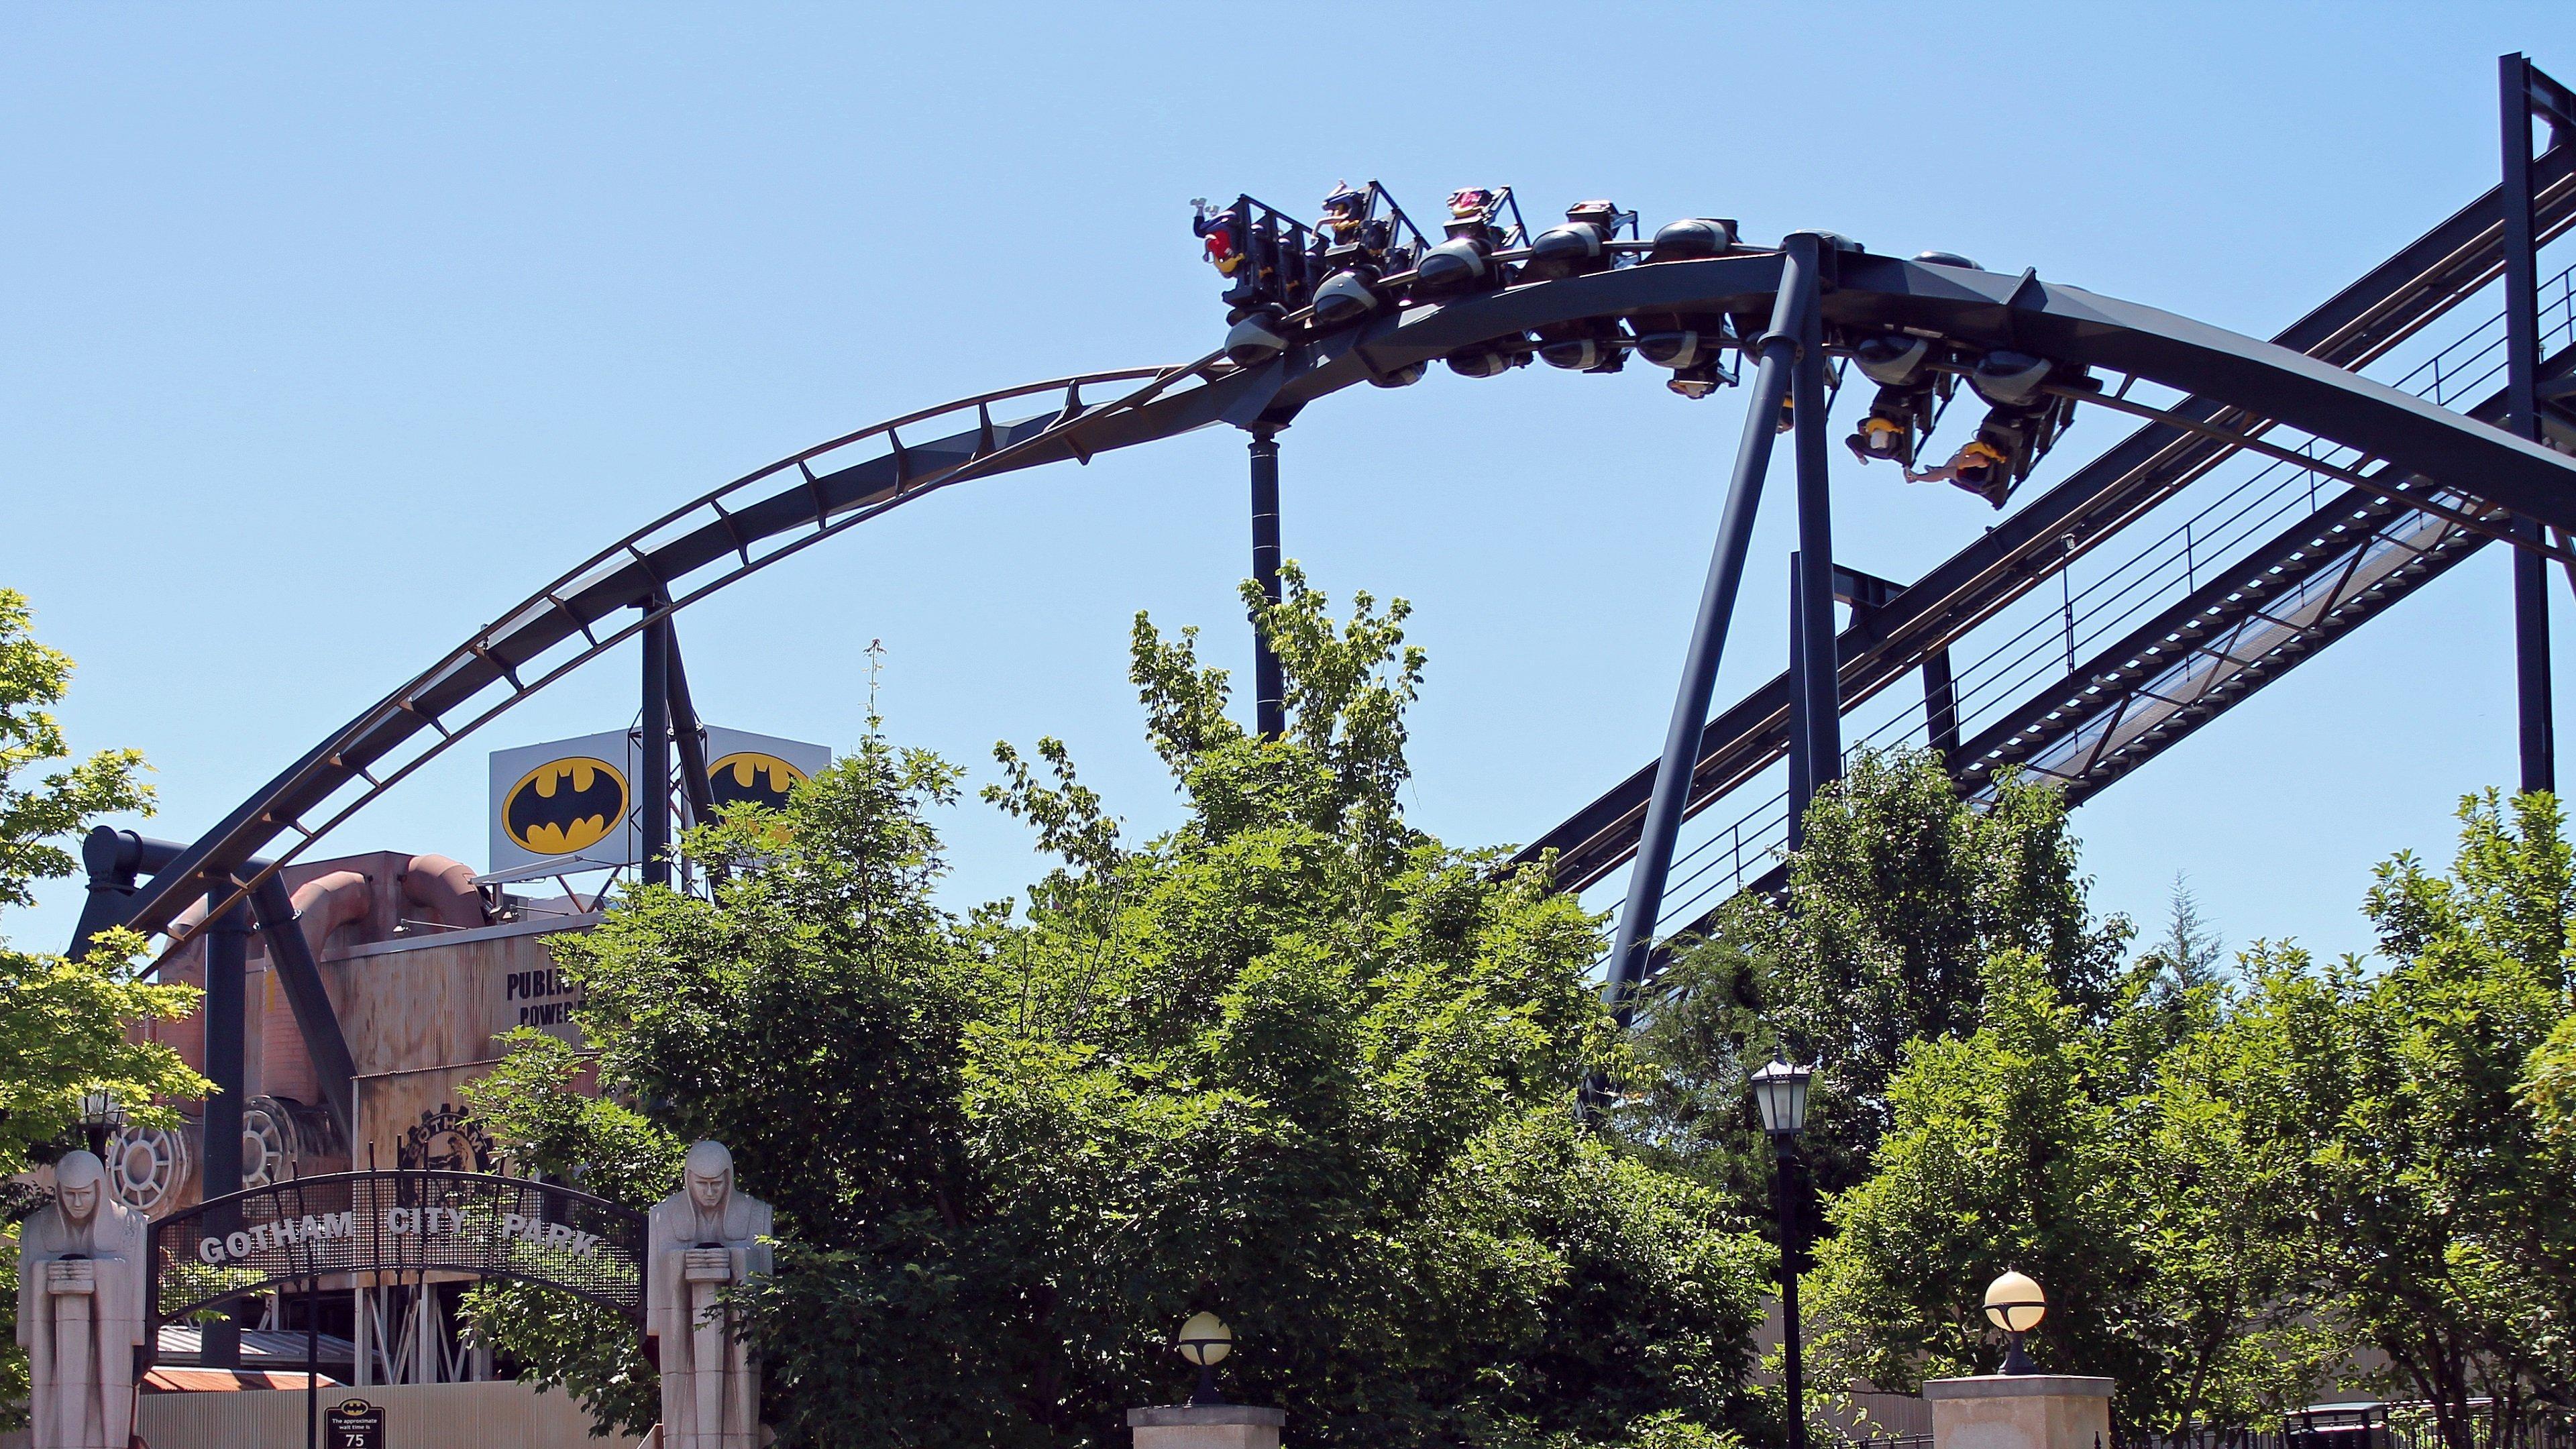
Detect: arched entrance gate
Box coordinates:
(149, 1169, 645, 1411)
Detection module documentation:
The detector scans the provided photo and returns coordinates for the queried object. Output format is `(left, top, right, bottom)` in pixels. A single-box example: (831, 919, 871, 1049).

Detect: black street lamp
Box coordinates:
(77, 1089, 127, 1158)
(1751, 1057, 1813, 1449)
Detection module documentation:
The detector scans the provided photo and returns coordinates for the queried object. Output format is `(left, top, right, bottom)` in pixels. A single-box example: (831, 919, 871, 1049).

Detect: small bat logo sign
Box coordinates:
(708, 752, 808, 812)
(504, 757, 629, 855)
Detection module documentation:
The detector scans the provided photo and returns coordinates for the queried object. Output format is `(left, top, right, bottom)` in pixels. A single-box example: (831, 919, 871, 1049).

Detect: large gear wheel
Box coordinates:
(239, 1097, 299, 1189)
(104, 1122, 191, 1214)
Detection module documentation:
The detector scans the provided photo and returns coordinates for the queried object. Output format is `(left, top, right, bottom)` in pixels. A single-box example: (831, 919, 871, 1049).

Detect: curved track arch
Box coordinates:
(115, 240, 2576, 945)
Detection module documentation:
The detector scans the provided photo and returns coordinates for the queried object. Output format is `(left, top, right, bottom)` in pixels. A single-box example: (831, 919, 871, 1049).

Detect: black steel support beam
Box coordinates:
(661, 616, 716, 829)
(74, 828, 362, 1148)
(2516, 523, 2556, 793)
(640, 608, 672, 888)
(1788, 555, 1813, 830)
(1605, 233, 1819, 1013)
(2507, 53, 2559, 794)
(1923, 648, 1962, 761)
(199, 890, 250, 1369)
(248, 875, 358, 1143)
(1789, 272, 1841, 843)
(1248, 427, 1286, 739)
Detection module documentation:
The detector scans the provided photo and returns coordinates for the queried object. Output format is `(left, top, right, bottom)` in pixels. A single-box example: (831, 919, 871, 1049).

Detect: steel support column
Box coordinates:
(640, 608, 672, 887)
(1787, 555, 1813, 826)
(1922, 647, 1963, 761)
(200, 890, 252, 1369)
(2506, 53, 2558, 794)
(1603, 234, 1821, 1012)
(1248, 427, 1286, 739)
(248, 876, 358, 1143)
(1788, 287, 1840, 845)
(661, 614, 716, 830)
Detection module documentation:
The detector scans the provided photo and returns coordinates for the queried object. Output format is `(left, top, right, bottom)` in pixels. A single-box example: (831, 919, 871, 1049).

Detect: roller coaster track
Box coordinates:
(107, 150, 2576, 951)
(1645, 297, 2576, 943)
(1520, 143, 2576, 918)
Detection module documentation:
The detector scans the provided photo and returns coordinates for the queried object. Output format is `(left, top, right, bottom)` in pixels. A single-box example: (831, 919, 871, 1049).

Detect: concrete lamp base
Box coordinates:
(1925, 1375, 2114, 1449)
(1129, 1404, 1289, 1449)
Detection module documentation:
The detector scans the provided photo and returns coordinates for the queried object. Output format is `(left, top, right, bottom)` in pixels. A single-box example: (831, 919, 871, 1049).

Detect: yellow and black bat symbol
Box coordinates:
(504, 757, 629, 855)
(708, 751, 808, 812)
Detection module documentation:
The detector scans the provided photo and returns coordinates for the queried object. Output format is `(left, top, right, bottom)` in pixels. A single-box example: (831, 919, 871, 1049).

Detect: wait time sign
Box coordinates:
(326, 1398, 382, 1448)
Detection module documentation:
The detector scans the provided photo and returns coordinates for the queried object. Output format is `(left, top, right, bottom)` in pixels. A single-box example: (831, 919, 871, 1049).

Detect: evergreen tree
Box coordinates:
(2140, 874, 2225, 1000)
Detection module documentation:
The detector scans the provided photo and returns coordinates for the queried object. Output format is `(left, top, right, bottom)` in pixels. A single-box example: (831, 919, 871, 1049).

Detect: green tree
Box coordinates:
(1617, 749, 2133, 1202)
(460, 1030, 681, 1434)
(472, 567, 1773, 1449)
(1803, 952, 2330, 1436)
(0, 589, 209, 1427)
(2220, 792, 2576, 1449)
(2141, 874, 2225, 1000)
(2525, 1012, 2576, 1142)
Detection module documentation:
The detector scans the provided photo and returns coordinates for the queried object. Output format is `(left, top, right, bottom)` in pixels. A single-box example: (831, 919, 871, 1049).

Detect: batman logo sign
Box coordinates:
(708, 751, 808, 811)
(504, 756, 629, 855)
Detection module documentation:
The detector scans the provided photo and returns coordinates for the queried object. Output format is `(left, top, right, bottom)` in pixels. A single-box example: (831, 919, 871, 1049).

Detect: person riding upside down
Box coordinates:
(1907, 438, 2015, 508)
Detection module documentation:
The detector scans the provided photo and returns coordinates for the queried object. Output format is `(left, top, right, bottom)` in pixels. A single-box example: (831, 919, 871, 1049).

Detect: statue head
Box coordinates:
(56, 1150, 105, 1224)
(684, 1140, 733, 1213)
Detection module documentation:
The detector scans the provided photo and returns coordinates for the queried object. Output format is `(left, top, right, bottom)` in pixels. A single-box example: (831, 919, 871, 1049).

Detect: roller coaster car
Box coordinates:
(1195, 196, 1306, 315)
(1224, 308, 1291, 367)
(1907, 356, 2095, 508)
(1529, 201, 1638, 372)
(1522, 199, 1631, 282)
(1413, 186, 1519, 299)
(1536, 324, 1628, 372)
(1942, 437, 2019, 508)
(1309, 182, 1405, 327)
(1623, 222, 1748, 396)
(1633, 318, 1739, 397)
(1843, 333, 1954, 468)
(1317, 182, 1373, 258)
(1645, 217, 1737, 264)
(1446, 334, 1536, 378)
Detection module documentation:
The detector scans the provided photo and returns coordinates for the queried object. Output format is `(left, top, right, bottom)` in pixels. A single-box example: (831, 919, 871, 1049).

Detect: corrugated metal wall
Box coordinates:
(136, 1377, 644, 1449)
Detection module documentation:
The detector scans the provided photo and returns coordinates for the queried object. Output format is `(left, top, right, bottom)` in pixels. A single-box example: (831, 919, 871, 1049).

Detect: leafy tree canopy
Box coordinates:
(0, 588, 209, 1427)
(2214, 792, 2576, 1449)
(1805, 951, 2336, 1436)
(472, 566, 1773, 1449)
(1808, 790, 2576, 1448)
(1617, 747, 2132, 1203)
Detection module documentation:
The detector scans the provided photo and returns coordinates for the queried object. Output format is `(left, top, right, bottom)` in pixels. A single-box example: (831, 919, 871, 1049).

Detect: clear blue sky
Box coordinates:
(5, 3, 2569, 966)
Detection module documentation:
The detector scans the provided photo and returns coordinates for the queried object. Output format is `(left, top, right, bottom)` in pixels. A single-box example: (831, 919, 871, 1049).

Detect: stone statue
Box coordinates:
(647, 1141, 772, 1449)
(15, 1150, 148, 1449)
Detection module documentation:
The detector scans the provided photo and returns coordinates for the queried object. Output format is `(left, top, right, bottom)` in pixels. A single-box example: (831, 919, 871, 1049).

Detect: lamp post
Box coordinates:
(76, 1090, 127, 1159)
(1982, 1271, 2047, 1375)
(1751, 1057, 1813, 1449)
(1175, 1311, 1233, 1407)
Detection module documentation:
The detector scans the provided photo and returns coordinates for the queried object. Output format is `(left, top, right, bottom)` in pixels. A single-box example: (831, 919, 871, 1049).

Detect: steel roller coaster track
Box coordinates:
(93, 142, 2576, 969)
